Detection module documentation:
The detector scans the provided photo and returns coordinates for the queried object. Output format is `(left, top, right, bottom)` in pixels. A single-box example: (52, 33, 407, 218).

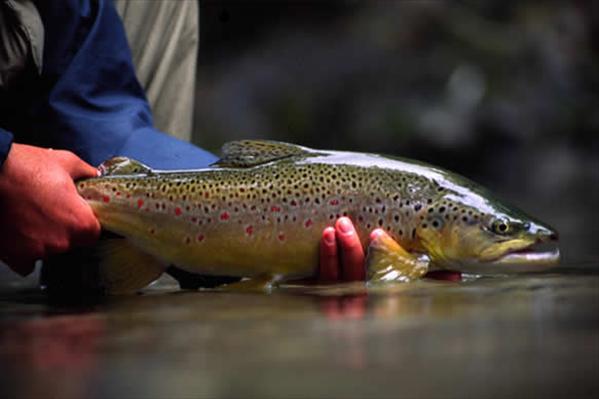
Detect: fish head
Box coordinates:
(414, 195, 560, 274)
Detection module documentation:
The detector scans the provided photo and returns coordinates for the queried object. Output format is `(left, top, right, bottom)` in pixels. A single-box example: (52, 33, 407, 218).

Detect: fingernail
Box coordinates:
(370, 229, 384, 240)
(323, 228, 336, 245)
(338, 217, 353, 235)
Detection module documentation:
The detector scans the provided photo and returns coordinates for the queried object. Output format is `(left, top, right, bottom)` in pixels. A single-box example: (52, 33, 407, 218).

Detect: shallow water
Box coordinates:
(0, 265, 597, 399)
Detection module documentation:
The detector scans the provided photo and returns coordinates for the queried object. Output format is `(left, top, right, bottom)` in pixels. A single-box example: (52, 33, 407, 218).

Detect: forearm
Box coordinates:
(22, 0, 215, 169)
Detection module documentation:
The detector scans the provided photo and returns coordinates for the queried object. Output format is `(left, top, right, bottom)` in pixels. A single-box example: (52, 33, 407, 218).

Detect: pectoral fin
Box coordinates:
(98, 239, 166, 295)
(366, 233, 429, 283)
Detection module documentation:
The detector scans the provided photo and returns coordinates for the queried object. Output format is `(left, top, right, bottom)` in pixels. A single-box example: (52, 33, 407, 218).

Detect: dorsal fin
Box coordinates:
(214, 140, 317, 168)
(99, 157, 153, 176)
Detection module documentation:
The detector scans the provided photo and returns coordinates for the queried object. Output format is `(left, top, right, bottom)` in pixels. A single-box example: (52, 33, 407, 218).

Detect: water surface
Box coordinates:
(1, 265, 597, 399)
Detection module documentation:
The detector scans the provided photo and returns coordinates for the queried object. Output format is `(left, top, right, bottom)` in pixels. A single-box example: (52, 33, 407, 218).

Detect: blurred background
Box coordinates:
(193, 0, 599, 266)
(1, 3, 597, 399)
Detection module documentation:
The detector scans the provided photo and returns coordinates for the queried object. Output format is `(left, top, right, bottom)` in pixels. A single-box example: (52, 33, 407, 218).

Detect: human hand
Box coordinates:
(318, 217, 366, 282)
(0, 144, 101, 276)
(317, 217, 461, 283)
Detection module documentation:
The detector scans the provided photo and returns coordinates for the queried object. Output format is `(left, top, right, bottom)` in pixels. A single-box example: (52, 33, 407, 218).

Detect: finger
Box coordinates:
(335, 217, 366, 281)
(318, 227, 340, 282)
(369, 228, 388, 241)
(70, 199, 102, 247)
(56, 151, 99, 180)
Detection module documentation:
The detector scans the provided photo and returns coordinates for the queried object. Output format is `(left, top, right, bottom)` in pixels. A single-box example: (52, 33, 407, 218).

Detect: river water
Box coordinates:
(0, 264, 597, 399)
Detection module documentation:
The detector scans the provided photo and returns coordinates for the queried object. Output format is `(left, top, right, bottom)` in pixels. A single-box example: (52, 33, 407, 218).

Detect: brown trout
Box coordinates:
(77, 140, 559, 293)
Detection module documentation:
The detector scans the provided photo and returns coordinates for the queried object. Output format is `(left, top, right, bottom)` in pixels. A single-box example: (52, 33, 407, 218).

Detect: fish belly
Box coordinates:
(92, 204, 324, 279)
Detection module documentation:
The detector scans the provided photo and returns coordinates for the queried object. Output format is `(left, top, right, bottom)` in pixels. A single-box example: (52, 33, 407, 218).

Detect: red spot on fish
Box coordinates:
(116, 192, 121, 196)
(278, 233, 286, 241)
(175, 207, 182, 216)
(271, 206, 281, 212)
(204, 193, 210, 199)
(137, 199, 144, 209)
(246, 225, 254, 236)
(191, 217, 198, 223)
(126, 194, 131, 199)
(290, 200, 297, 206)
(220, 211, 230, 221)
(330, 199, 339, 206)
(197, 234, 205, 242)
(251, 205, 256, 211)
(103, 195, 110, 203)
(304, 219, 313, 228)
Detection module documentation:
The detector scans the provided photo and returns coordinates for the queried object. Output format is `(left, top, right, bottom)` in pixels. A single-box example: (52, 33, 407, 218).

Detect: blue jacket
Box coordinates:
(0, 0, 217, 169)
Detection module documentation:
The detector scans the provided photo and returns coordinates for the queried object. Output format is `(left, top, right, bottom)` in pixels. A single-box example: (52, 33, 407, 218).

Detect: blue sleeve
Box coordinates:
(12, 0, 217, 169)
(0, 128, 13, 168)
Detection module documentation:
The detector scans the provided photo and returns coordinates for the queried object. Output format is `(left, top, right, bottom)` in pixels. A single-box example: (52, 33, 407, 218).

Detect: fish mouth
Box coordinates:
(449, 240, 561, 274)
(492, 246, 560, 266)
(483, 240, 561, 272)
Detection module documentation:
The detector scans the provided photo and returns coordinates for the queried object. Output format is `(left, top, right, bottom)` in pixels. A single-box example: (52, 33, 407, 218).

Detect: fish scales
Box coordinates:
(78, 140, 559, 292)
(79, 162, 442, 278)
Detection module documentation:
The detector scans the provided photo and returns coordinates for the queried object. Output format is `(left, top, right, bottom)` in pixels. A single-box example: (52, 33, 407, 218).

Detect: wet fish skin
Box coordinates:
(77, 141, 559, 289)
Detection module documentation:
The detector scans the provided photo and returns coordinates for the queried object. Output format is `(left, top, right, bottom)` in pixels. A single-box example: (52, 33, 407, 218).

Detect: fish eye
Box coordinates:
(491, 218, 511, 235)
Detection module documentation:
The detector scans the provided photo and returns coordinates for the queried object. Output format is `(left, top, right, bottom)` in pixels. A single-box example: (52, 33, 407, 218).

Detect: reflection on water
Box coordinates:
(0, 314, 105, 399)
(1, 271, 597, 398)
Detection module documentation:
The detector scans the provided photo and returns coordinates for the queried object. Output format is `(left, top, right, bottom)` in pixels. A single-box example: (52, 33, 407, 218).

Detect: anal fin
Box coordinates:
(98, 239, 166, 295)
(366, 232, 429, 283)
